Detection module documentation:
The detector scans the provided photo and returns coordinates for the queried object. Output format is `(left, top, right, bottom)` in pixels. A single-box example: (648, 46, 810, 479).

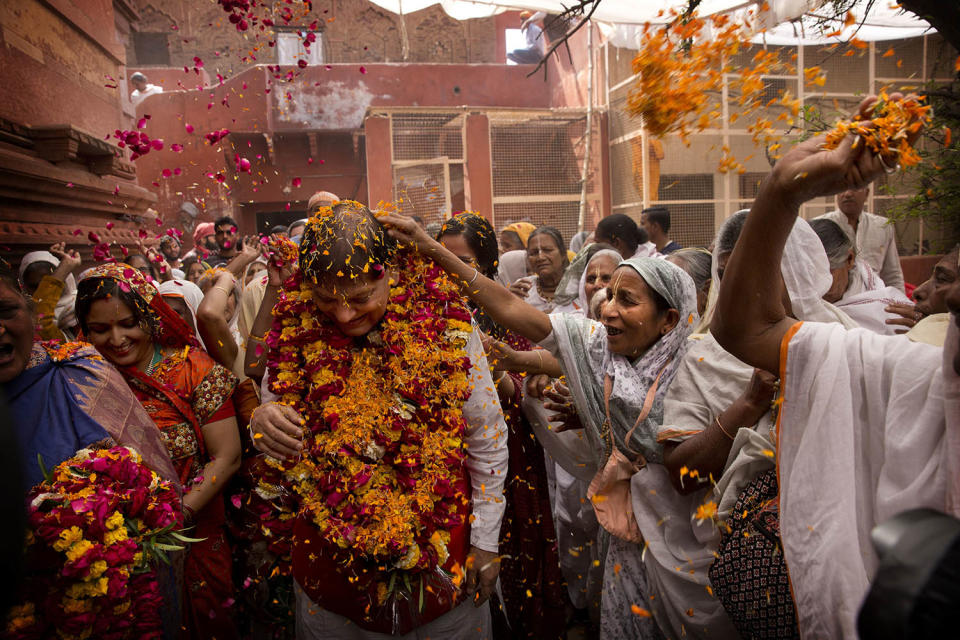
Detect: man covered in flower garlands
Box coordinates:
(249, 201, 508, 638)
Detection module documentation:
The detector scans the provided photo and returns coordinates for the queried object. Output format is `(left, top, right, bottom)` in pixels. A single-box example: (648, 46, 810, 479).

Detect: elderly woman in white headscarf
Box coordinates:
(808, 217, 914, 335)
(713, 94, 959, 639)
(552, 244, 622, 318)
(18, 244, 81, 340)
(381, 212, 700, 639)
(157, 279, 205, 345)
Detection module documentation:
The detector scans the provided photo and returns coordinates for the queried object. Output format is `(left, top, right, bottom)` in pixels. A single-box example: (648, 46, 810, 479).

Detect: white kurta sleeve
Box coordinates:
(878, 224, 905, 293)
(260, 370, 278, 403)
(461, 330, 509, 552)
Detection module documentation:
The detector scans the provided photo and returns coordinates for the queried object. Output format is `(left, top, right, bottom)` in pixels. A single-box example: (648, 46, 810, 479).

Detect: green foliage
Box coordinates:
(883, 81, 960, 252)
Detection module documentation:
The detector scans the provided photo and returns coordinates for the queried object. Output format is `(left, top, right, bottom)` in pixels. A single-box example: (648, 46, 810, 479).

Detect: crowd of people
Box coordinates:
(1, 94, 958, 640)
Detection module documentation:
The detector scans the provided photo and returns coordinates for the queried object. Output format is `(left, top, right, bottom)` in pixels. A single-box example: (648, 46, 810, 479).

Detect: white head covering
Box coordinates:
(547, 257, 699, 466)
(577, 249, 621, 317)
(700, 213, 858, 332)
(157, 279, 205, 344)
(496, 249, 528, 287)
(19, 251, 78, 332)
(242, 258, 268, 290)
(780, 217, 858, 327)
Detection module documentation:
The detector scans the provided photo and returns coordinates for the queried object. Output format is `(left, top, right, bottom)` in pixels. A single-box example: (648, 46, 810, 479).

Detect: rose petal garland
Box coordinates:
(5, 447, 185, 640)
(265, 249, 474, 600)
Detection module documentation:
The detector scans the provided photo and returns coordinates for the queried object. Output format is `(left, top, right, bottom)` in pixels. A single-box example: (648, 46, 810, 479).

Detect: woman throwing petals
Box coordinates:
(381, 211, 702, 639)
(713, 94, 960, 639)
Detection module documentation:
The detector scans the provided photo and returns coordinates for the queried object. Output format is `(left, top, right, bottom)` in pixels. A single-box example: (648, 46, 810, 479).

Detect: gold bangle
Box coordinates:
(715, 416, 736, 441)
(213, 285, 232, 296)
(535, 349, 544, 371)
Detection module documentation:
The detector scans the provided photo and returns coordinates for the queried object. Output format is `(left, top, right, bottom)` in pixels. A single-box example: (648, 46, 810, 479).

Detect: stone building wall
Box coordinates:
(127, 0, 498, 79)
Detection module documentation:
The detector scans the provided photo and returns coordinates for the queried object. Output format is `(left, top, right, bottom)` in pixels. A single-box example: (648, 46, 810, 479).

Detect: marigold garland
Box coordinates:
(265, 248, 474, 600)
(5, 446, 186, 640)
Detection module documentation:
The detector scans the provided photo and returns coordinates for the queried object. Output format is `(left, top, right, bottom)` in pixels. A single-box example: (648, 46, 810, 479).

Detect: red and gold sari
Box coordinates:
(79, 264, 240, 640)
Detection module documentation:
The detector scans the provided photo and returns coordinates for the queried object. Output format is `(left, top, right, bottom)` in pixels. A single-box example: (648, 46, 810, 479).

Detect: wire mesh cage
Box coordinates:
(606, 33, 959, 254)
(489, 111, 600, 245)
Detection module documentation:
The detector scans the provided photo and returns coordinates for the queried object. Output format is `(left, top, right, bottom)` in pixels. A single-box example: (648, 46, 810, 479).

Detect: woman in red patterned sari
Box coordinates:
(75, 263, 242, 640)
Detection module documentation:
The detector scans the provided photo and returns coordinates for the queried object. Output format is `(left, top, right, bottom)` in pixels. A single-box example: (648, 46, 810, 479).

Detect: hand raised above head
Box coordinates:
(378, 213, 440, 256)
(767, 93, 925, 207)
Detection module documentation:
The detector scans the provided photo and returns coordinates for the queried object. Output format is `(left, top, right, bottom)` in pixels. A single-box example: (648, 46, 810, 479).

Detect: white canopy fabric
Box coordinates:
(368, 0, 933, 47)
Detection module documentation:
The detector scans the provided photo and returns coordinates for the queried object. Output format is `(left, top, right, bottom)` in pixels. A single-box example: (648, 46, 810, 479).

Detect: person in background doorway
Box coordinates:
(642, 206, 681, 254)
(129, 72, 163, 106)
(507, 11, 546, 65)
(814, 186, 905, 292)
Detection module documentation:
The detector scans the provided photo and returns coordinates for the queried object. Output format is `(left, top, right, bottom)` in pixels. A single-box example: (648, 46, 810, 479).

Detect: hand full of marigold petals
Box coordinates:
(822, 92, 931, 168)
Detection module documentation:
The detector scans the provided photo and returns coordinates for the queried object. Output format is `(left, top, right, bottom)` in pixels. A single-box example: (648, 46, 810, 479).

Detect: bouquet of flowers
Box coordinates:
(5, 446, 192, 640)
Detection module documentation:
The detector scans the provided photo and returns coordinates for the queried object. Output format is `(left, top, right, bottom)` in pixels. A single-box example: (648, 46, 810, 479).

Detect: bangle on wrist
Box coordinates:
(535, 349, 544, 371)
(715, 415, 736, 441)
(213, 285, 232, 296)
(464, 269, 480, 288)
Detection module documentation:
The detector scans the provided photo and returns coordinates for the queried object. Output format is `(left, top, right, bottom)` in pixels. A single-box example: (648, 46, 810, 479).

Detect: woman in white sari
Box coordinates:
(808, 217, 913, 335)
(652, 211, 862, 639)
(713, 94, 959, 639)
(381, 212, 699, 639)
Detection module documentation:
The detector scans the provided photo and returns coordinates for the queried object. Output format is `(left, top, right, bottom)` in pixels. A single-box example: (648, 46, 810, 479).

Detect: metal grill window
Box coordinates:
(490, 112, 601, 245)
(606, 33, 958, 254)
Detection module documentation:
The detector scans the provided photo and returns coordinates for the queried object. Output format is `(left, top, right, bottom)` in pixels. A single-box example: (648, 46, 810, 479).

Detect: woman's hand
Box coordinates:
(767, 93, 922, 208)
(525, 373, 552, 399)
(142, 244, 173, 281)
(263, 235, 297, 287)
(48, 243, 81, 281)
(543, 381, 582, 432)
(237, 236, 261, 264)
(479, 333, 517, 373)
(884, 302, 920, 334)
(508, 279, 532, 299)
(250, 402, 304, 460)
(379, 213, 443, 257)
(738, 368, 779, 424)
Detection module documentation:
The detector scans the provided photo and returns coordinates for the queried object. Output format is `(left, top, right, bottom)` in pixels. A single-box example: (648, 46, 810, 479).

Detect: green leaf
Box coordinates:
(37, 454, 52, 484)
(169, 531, 207, 543)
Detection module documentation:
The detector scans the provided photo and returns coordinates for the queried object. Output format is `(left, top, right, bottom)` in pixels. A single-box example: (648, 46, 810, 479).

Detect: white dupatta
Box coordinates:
(778, 318, 957, 638)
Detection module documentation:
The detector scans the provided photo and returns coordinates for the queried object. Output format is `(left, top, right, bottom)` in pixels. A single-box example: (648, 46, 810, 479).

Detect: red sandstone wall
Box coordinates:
(133, 62, 551, 238)
(0, 0, 129, 135)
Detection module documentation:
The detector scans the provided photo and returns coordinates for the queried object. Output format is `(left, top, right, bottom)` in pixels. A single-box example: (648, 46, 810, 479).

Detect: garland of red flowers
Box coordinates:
(265, 249, 474, 599)
(5, 446, 185, 640)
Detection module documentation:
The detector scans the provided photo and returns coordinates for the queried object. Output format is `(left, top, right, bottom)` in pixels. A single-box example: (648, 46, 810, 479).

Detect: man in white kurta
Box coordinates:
(815, 186, 905, 292)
